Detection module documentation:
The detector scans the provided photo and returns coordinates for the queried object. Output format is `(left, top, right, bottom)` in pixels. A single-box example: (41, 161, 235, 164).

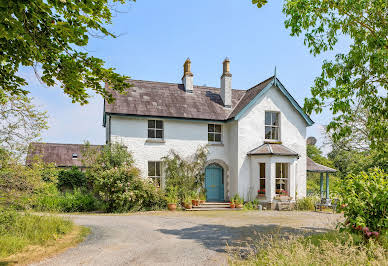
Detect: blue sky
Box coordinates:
(25, 0, 337, 149)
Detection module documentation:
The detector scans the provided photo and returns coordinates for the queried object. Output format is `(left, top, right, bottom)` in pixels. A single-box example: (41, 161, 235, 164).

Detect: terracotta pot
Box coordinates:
(184, 203, 192, 209)
(230, 203, 236, 208)
(167, 203, 177, 211)
(199, 200, 205, 204)
(195, 200, 200, 206)
(192, 199, 196, 206)
(236, 204, 243, 209)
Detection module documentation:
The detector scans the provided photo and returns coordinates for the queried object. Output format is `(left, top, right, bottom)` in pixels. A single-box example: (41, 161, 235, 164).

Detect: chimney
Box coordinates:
(182, 58, 193, 93)
(220, 57, 232, 108)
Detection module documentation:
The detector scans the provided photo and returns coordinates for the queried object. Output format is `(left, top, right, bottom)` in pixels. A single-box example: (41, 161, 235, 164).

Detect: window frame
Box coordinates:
(148, 161, 162, 188)
(258, 163, 266, 196)
(147, 120, 164, 140)
(275, 163, 289, 196)
(264, 111, 280, 141)
(208, 124, 222, 143)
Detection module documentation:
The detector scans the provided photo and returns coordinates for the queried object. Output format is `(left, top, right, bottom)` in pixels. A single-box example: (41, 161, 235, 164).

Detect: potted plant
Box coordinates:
(199, 191, 206, 204)
(257, 189, 265, 197)
(167, 186, 178, 211)
(191, 191, 199, 206)
(230, 198, 235, 208)
(235, 194, 244, 209)
(184, 196, 192, 209)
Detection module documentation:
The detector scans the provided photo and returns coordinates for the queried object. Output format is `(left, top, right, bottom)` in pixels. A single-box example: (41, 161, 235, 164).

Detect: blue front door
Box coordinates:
(205, 165, 224, 202)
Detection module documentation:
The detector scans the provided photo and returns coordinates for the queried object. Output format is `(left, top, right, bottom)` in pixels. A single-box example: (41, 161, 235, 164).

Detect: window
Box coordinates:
(275, 163, 289, 195)
(265, 111, 280, 140)
(258, 163, 266, 196)
(72, 153, 78, 159)
(148, 120, 163, 139)
(208, 124, 222, 142)
(148, 161, 161, 187)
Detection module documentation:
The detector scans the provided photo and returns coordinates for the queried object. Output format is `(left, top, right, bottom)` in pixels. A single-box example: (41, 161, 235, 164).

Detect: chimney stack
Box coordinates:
(182, 58, 193, 93)
(220, 57, 232, 108)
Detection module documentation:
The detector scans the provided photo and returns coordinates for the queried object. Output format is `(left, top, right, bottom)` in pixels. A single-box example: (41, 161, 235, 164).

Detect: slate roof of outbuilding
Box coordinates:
(306, 157, 337, 173)
(26, 143, 102, 167)
(104, 77, 274, 121)
(247, 143, 299, 157)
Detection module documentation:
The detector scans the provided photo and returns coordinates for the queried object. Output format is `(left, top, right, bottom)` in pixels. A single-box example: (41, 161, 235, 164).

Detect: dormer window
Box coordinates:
(72, 153, 78, 159)
(148, 120, 164, 139)
(265, 111, 280, 140)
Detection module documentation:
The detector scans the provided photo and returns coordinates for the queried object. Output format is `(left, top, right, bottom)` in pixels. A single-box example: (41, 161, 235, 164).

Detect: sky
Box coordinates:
(24, 0, 339, 150)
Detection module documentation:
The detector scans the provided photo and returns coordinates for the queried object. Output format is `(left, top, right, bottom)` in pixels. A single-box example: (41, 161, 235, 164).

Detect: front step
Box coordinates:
(185, 201, 243, 211)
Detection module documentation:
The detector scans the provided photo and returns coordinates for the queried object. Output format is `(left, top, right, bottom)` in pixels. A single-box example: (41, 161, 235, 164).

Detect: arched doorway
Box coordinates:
(205, 164, 224, 202)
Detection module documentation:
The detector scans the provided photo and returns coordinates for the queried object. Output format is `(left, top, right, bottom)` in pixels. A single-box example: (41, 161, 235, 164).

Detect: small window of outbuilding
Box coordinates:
(72, 153, 78, 159)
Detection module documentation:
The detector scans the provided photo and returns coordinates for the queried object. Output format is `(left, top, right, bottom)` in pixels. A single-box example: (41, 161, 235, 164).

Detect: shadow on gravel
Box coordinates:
(158, 224, 331, 254)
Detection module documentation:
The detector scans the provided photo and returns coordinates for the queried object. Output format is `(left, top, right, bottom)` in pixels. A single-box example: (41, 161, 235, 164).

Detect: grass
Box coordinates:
(0, 209, 90, 265)
(229, 231, 388, 266)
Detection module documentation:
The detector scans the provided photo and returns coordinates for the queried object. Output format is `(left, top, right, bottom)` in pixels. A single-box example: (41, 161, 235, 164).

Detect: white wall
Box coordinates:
(237, 85, 307, 200)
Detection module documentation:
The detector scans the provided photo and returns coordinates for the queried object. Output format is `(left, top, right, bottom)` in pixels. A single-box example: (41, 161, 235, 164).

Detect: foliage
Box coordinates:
(0, 0, 131, 105)
(162, 146, 208, 203)
(339, 168, 387, 236)
(0, 209, 73, 258)
(243, 199, 259, 210)
(166, 186, 179, 204)
(296, 195, 319, 211)
(87, 143, 166, 212)
(0, 95, 48, 157)
(57, 166, 87, 191)
(307, 144, 333, 167)
(230, 231, 387, 265)
(232, 194, 244, 205)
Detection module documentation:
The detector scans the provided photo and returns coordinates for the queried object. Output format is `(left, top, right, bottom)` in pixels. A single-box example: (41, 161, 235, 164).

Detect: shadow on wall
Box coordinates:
(157, 223, 331, 255)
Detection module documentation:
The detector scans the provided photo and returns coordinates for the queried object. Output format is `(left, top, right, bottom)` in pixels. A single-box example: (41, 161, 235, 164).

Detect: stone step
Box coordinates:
(200, 202, 230, 205)
(185, 207, 242, 211)
(193, 204, 230, 208)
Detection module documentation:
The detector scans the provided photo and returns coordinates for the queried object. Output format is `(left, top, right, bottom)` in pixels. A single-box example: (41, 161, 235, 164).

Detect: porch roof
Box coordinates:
(247, 143, 299, 157)
(306, 157, 336, 173)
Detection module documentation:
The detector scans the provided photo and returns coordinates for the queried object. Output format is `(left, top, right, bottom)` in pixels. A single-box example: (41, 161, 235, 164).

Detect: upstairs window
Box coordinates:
(208, 124, 222, 142)
(265, 111, 280, 140)
(148, 161, 161, 187)
(148, 120, 163, 139)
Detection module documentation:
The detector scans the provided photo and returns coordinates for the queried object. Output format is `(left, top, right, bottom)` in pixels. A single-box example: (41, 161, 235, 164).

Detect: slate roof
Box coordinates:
(247, 143, 299, 157)
(306, 157, 337, 173)
(104, 77, 274, 122)
(26, 143, 102, 167)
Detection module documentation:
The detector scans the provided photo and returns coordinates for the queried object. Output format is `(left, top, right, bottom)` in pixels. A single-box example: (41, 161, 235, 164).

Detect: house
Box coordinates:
(103, 58, 314, 206)
(26, 143, 102, 170)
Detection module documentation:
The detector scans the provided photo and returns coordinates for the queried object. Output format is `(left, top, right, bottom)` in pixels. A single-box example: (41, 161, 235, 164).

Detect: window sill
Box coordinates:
(264, 140, 282, 144)
(207, 142, 224, 146)
(145, 138, 165, 144)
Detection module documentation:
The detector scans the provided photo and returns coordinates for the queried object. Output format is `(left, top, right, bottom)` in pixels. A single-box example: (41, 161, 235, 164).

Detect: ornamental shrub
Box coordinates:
(296, 195, 319, 211)
(57, 166, 87, 191)
(339, 168, 387, 236)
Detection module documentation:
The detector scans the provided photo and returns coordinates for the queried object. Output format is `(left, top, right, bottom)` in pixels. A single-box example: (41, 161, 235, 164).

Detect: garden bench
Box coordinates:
(314, 198, 338, 213)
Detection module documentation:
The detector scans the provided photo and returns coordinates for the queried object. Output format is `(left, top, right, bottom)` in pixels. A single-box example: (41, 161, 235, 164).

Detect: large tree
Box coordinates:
(253, 0, 387, 152)
(0, 0, 131, 105)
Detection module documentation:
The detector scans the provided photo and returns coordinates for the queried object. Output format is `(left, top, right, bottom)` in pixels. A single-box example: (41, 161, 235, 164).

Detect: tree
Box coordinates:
(252, 0, 387, 151)
(0, 95, 48, 157)
(0, 0, 131, 105)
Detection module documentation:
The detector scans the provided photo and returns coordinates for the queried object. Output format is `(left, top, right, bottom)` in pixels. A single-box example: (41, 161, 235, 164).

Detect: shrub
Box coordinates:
(57, 167, 87, 191)
(58, 189, 101, 212)
(296, 195, 319, 211)
(166, 186, 179, 204)
(339, 168, 387, 237)
(244, 199, 259, 210)
(0, 209, 73, 258)
(162, 146, 208, 202)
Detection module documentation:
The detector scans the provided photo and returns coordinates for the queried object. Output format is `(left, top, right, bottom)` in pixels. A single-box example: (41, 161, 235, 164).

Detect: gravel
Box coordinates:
(33, 211, 343, 266)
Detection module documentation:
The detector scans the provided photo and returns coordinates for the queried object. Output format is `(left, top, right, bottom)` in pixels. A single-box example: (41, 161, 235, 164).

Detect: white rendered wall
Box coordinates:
(237, 85, 307, 200)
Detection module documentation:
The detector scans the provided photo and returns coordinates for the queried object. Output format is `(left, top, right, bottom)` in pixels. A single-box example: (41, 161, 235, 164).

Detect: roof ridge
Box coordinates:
(245, 76, 274, 92)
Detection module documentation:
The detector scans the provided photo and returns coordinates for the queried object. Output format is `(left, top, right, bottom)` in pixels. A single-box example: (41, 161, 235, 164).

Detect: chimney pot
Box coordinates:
(182, 58, 193, 92)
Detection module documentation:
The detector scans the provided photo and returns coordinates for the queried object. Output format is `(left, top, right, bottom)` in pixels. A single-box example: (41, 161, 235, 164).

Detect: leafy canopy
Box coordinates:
(253, 0, 387, 151)
(0, 0, 132, 104)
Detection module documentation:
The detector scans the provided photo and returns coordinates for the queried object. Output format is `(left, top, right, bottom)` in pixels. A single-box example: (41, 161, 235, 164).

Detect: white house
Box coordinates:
(103, 58, 314, 206)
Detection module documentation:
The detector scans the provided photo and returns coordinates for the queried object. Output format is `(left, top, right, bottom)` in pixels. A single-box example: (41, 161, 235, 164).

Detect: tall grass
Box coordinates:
(0, 209, 73, 258)
(229, 231, 388, 265)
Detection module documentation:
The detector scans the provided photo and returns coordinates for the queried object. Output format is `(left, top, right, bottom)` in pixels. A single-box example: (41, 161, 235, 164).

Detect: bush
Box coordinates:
(296, 195, 319, 211)
(57, 167, 87, 191)
(58, 189, 101, 212)
(339, 168, 387, 236)
(0, 209, 73, 258)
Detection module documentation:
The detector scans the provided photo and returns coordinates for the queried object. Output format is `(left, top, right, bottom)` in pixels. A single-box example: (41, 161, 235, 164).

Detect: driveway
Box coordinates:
(34, 211, 342, 266)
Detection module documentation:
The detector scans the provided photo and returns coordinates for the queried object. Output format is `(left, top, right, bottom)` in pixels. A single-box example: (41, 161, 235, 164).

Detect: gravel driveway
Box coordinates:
(34, 211, 342, 266)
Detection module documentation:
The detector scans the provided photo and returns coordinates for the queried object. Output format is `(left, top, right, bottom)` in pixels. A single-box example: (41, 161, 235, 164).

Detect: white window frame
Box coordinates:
(148, 161, 162, 188)
(208, 124, 222, 143)
(258, 163, 266, 196)
(265, 111, 280, 141)
(148, 120, 164, 139)
(275, 163, 289, 196)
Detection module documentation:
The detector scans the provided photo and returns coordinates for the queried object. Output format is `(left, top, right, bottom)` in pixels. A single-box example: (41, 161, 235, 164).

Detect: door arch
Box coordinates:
(205, 164, 224, 202)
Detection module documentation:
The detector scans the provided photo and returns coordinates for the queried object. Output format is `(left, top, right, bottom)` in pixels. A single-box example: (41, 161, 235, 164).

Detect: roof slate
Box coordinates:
(26, 143, 102, 167)
(247, 143, 299, 157)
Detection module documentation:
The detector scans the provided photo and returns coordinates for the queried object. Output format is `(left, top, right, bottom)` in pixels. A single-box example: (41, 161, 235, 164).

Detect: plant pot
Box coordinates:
(236, 204, 243, 209)
(230, 203, 235, 208)
(195, 200, 200, 206)
(184, 203, 192, 209)
(199, 200, 205, 204)
(167, 203, 177, 211)
(192, 199, 196, 206)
